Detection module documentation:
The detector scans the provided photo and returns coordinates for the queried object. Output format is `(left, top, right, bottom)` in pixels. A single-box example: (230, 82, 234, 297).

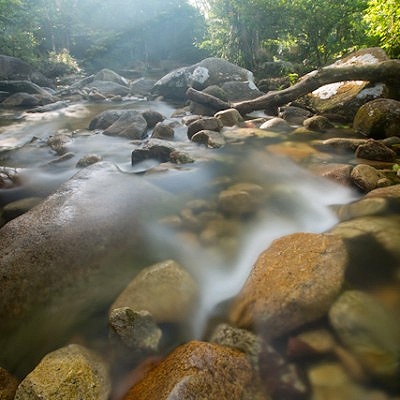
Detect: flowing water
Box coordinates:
(0, 99, 359, 379)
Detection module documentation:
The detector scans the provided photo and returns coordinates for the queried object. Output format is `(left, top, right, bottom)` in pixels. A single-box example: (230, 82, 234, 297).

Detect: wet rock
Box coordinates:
(353, 98, 400, 139)
(317, 137, 368, 154)
(88, 88, 107, 101)
(94, 68, 129, 86)
(350, 164, 387, 192)
(151, 122, 174, 140)
(218, 182, 265, 216)
(130, 78, 157, 97)
(329, 290, 400, 386)
(215, 108, 244, 127)
(259, 341, 308, 399)
(14, 344, 111, 400)
(334, 197, 392, 221)
(308, 362, 390, 400)
(27, 100, 69, 113)
(187, 116, 223, 140)
(141, 110, 164, 128)
(209, 323, 262, 369)
(109, 260, 198, 352)
(189, 85, 229, 116)
(303, 115, 334, 132)
(191, 129, 226, 148)
(304, 47, 389, 121)
(229, 233, 348, 338)
(76, 154, 103, 168)
(47, 133, 72, 155)
(89, 109, 147, 139)
(280, 106, 313, 125)
(221, 80, 264, 101)
(355, 139, 397, 162)
(153, 57, 257, 100)
(123, 340, 263, 400)
(366, 183, 400, 198)
(0, 167, 20, 188)
(85, 80, 130, 97)
(260, 117, 293, 133)
(2, 92, 40, 108)
(0, 162, 172, 372)
(0, 367, 19, 400)
(309, 163, 353, 186)
(131, 141, 174, 165)
(2, 197, 42, 222)
(329, 215, 400, 263)
(0, 80, 52, 96)
(223, 127, 281, 143)
(287, 329, 336, 358)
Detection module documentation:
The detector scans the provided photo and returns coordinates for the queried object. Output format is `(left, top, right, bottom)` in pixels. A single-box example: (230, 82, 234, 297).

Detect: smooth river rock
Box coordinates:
(123, 340, 264, 400)
(0, 162, 172, 373)
(14, 344, 111, 400)
(229, 232, 348, 338)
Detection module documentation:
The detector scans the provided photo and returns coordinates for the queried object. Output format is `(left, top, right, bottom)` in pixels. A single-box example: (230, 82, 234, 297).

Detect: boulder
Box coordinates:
(88, 109, 148, 139)
(0, 80, 51, 96)
(355, 139, 396, 162)
(304, 48, 389, 121)
(14, 344, 111, 400)
(151, 122, 174, 140)
(187, 117, 223, 139)
(329, 290, 400, 387)
(350, 164, 387, 192)
(85, 80, 130, 97)
(0, 367, 19, 400)
(229, 233, 348, 338)
(109, 259, 198, 352)
(123, 341, 263, 400)
(1, 92, 40, 108)
(153, 57, 258, 100)
(93, 68, 129, 86)
(353, 98, 400, 139)
(191, 130, 226, 148)
(130, 78, 157, 97)
(0, 162, 172, 373)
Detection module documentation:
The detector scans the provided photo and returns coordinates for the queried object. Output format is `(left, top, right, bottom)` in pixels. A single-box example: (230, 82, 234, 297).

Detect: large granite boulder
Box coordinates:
(229, 233, 348, 338)
(0, 162, 172, 373)
(152, 57, 260, 100)
(93, 68, 129, 86)
(304, 48, 389, 121)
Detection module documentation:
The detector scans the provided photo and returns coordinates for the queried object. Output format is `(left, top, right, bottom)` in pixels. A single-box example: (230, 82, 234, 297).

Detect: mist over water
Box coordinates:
(145, 149, 358, 338)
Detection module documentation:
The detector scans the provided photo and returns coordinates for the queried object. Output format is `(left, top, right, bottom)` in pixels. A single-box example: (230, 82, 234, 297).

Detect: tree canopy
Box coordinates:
(0, 0, 398, 76)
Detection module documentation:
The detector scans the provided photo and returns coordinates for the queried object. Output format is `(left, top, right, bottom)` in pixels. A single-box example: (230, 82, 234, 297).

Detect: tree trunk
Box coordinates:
(186, 60, 400, 116)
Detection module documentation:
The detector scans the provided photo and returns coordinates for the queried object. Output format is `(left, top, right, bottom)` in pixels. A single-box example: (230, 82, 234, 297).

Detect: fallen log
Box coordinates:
(186, 60, 400, 116)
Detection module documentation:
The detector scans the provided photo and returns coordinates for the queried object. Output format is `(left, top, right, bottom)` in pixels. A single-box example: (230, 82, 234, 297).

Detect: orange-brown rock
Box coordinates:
(229, 233, 348, 338)
(123, 340, 264, 400)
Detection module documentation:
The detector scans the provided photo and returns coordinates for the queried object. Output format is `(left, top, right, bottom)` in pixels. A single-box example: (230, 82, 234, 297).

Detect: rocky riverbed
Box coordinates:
(1, 50, 400, 399)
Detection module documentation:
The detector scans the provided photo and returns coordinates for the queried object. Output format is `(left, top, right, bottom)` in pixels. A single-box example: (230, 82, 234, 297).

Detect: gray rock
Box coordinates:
(303, 115, 334, 132)
(221, 80, 264, 101)
(89, 109, 147, 139)
(353, 98, 400, 139)
(153, 57, 257, 100)
(14, 344, 111, 400)
(109, 260, 198, 352)
(187, 117, 223, 139)
(142, 109, 164, 128)
(85, 80, 130, 97)
(329, 290, 400, 386)
(130, 78, 157, 96)
(355, 139, 397, 162)
(2, 197, 42, 222)
(260, 117, 293, 133)
(151, 122, 174, 140)
(76, 154, 103, 168)
(0, 80, 51, 96)
(1, 92, 40, 108)
(215, 108, 244, 127)
(0, 162, 172, 372)
(94, 68, 129, 86)
(350, 164, 387, 192)
(191, 130, 226, 148)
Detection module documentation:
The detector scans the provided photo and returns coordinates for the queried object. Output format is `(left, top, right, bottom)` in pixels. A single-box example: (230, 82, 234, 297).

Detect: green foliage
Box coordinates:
(363, 0, 400, 58)
(200, 0, 370, 70)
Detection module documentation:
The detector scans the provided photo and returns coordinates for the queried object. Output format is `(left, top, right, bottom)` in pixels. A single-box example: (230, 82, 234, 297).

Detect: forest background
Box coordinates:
(0, 0, 399, 78)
